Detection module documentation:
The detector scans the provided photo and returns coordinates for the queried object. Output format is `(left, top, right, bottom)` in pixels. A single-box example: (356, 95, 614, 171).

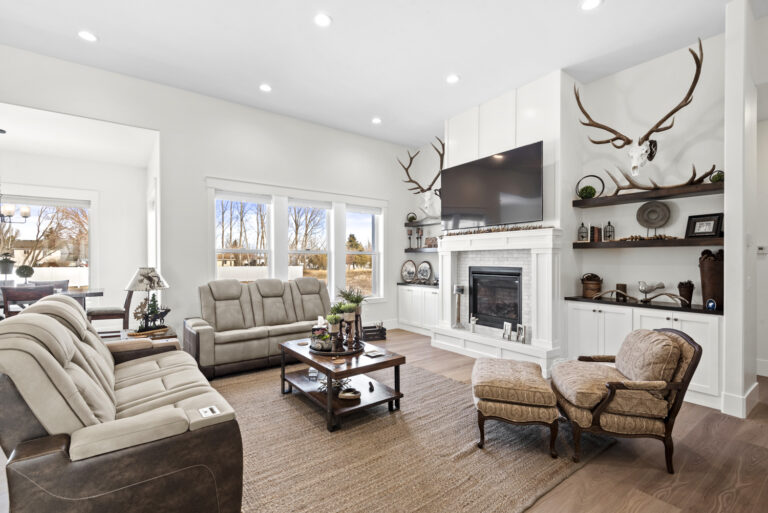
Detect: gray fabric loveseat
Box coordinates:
(183, 277, 331, 379)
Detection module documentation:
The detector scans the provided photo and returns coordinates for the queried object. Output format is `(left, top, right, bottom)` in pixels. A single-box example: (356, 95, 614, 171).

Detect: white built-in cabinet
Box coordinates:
(397, 285, 439, 334)
(566, 300, 722, 406)
(567, 302, 633, 356)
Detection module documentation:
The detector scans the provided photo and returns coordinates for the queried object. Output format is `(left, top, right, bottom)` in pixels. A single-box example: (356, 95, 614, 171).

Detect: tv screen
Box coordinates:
(440, 141, 543, 230)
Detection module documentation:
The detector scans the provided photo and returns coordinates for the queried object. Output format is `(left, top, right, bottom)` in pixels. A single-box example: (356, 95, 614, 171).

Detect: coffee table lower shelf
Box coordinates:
(284, 371, 403, 430)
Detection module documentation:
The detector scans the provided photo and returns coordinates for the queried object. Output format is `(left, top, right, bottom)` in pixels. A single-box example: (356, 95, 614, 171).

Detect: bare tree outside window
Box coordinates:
(215, 199, 269, 280)
(288, 206, 328, 284)
(2, 205, 90, 286)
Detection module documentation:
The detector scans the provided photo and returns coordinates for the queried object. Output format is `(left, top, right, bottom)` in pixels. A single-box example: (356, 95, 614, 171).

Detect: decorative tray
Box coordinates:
(308, 341, 365, 357)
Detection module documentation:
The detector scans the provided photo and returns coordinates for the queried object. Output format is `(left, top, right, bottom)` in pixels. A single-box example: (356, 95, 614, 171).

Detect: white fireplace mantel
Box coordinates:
(432, 227, 563, 374)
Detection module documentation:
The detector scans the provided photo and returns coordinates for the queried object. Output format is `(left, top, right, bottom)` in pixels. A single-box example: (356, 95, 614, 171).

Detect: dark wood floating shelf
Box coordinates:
(404, 247, 438, 253)
(404, 220, 441, 228)
(565, 296, 722, 316)
(572, 182, 723, 208)
(573, 237, 723, 249)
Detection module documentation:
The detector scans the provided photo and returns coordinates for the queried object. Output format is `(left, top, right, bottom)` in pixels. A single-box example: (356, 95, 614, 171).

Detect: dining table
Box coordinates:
(0, 287, 104, 310)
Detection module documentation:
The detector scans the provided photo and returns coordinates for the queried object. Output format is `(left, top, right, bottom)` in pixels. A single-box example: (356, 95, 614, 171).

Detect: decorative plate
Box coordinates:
(417, 261, 433, 282)
(401, 260, 417, 283)
(636, 201, 670, 229)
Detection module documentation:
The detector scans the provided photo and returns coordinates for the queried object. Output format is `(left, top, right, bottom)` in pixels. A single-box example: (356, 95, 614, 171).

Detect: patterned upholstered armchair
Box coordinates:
(551, 328, 701, 473)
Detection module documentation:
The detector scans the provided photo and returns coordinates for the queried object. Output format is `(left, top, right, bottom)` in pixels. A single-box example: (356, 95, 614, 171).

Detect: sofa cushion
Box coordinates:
(114, 351, 198, 386)
(616, 330, 681, 384)
(268, 321, 316, 338)
(215, 339, 270, 364)
(115, 368, 211, 415)
(290, 278, 331, 321)
(551, 360, 628, 408)
(214, 300, 247, 331)
(471, 358, 556, 407)
(251, 279, 298, 326)
(208, 279, 242, 300)
(214, 326, 269, 345)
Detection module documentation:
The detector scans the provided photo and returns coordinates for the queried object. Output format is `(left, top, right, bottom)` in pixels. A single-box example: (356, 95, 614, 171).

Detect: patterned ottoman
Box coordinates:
(472, 358, 560, 457)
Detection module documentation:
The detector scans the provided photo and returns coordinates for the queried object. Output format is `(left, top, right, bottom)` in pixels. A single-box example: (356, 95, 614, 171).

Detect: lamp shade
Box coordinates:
(125, 267, 169, 291)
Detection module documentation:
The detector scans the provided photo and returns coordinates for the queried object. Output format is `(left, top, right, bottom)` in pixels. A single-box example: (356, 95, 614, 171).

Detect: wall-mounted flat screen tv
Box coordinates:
(441, 141, 543, 230)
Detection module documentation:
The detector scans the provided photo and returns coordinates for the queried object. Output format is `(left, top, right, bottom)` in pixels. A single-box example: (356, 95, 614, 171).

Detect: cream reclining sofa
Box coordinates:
(184, 277, 331, 379)
(0, 294, 243, 513)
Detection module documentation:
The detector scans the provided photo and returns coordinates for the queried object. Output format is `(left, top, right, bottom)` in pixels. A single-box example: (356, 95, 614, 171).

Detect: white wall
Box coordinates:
(576, 34, 725, 301)
(758, 120, 768, 376)
(0, 150, 146, 308)
(0, 45, 416, 329)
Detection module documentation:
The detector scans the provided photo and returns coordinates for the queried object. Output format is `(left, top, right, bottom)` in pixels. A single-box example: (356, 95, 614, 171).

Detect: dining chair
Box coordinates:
(1, 285, 55, 318)
(30, 280, 70, 291)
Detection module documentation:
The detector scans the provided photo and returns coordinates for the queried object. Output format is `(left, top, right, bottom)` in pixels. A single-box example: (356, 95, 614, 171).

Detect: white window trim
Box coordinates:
(206, 177, 387, 301)
(1, 182, 98, 289)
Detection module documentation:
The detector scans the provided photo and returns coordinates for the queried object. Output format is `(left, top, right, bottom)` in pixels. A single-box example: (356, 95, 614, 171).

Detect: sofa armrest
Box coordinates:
(578, 355, 616, 362)
(184, 318, 215, 370)
(69, 408, 189, 461)
(8, 434, 70, 465)
(104, 338, 181, 364)
(605, 380, 670, 391)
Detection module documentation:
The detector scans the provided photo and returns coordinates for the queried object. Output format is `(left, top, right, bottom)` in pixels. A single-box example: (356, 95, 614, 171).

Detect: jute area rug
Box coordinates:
(212, 364, 612, 513)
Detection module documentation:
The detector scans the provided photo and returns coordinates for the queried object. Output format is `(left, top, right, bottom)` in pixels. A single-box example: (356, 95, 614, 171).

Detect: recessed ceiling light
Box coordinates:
(314, 13, 333, 27)
(259, 83, 272, 93)
(371, 117, 382, 125)
(77, 30, 98, 42)
(580, 0, 603, 11)
(445, 74, 460, 85)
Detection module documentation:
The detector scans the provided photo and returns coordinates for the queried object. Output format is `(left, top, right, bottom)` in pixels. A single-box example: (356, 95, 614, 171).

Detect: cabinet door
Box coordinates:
(673, 313, 720, 397)
(599, 305, 634, 355)
(566, 302, 600, 358)
(632, 309, 674, 331)
(422, 289, 439, 329)
(397, 287, 411, 325)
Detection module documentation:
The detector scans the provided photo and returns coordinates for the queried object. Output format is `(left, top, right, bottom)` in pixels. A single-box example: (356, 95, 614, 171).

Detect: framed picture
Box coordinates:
(516, 324, 526, 344)
(685, 213, 723, 238)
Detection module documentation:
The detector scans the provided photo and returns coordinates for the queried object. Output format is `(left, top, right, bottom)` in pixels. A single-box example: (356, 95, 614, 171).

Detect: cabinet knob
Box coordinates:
(665, 317, 671, 321)
(673, 318, 679, 322)
(598, 310, 603, 313)
(592, 309, 596, 313)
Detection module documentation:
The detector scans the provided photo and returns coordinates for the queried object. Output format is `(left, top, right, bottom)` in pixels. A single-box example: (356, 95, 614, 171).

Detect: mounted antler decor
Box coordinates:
(397, 136, 445, 218)
(575, 38, 703, 176)
(606, 164, 715, 196)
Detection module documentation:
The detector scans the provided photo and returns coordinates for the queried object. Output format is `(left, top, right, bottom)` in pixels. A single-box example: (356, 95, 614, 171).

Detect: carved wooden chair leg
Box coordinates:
(572, 423, 582, 463)
(549, 419, 559, 458)
(477, 411, 485, 449)
(664, 436, 675, 474)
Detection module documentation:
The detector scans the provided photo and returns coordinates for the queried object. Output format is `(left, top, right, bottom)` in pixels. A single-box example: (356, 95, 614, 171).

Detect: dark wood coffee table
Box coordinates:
(280, 339, 405, 431)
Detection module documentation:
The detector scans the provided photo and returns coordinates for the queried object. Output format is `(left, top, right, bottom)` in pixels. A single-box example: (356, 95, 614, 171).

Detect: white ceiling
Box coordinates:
(0, 0, 762, 147)
(0, 103, 158, 167)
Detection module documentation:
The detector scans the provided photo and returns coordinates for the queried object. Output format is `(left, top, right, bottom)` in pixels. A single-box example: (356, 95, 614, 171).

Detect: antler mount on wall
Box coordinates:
(575, 39, 704, 177)
(397, 136, 445, 218)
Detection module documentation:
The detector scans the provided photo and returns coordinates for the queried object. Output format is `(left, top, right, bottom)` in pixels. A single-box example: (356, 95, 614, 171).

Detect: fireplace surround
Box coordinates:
(469, 266, 522, 329)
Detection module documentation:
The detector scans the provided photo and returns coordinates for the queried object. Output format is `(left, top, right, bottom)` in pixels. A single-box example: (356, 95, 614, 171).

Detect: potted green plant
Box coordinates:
(577, 185, 596, 199)
(329, 302, 344, 315)
(15, 264, 34, 284)
(338, 287, 366, 315)
(340, 302, 357, 322)
(0, 253, 15, 276)
(326, 314, 341, 333)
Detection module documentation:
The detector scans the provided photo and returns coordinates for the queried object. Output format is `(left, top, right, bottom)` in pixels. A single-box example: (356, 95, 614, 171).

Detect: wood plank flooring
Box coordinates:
(2, 329, 766, 513)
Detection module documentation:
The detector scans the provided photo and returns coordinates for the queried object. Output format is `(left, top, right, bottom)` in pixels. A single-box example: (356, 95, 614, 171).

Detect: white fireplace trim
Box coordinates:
(434, 227, 563, 371)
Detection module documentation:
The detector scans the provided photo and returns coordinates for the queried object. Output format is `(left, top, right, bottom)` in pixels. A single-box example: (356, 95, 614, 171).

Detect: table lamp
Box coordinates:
(126, 267, 169, 325)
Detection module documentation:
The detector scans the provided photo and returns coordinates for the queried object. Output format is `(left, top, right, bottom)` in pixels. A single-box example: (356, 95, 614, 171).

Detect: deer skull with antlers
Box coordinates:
(397, 136, 445, 218)
(575, 39, 703, 176)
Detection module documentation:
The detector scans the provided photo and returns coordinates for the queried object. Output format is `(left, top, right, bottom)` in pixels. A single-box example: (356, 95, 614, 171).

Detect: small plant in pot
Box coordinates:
(15, 264, 34, 284)
(338, 287, 366, 313)
(340, 302, 357, 322)
(0, 253, 15, 276)
(326, 314, 341, 333)
(329, 302, 344, 316)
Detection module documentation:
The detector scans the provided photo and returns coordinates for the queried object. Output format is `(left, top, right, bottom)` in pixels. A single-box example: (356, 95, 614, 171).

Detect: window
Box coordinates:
(345, 210, 378, 296)
(215, 198, 269, 281)
(288, 205, 328, 285)
(1, 202, 89, 287)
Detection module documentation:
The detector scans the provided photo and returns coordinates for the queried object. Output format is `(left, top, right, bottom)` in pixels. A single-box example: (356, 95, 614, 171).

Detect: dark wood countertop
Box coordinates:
(564, 296, 722, 316)
(397, 282, 439, 288)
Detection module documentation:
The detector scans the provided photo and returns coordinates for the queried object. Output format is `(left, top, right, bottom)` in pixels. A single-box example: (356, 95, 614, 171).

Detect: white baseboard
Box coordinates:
(757, 358, 768, 377)
(721, 381, 760, 418)
(396, 323, 434, 337)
